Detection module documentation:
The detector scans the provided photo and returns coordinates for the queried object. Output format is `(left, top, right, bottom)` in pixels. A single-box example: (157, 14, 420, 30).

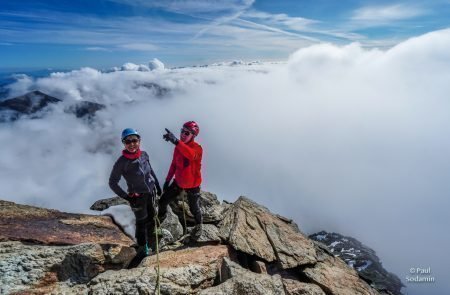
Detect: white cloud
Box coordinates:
(352, 4, 425, 23)
(2, 29, 450, 294)
(0, 11, 316, 57)
(243, 10, 318, 31)
(0, 7, 408, 57)
(187, 20, 316, 55)
(120, 62, 149, 71)
(85, 46, 110, 51)
(188, 1, 255, 40)
(239, 10, 368, 44)
(106, 1, 256, 43)
(232, 18, 320, 42)
(148, 58, 165, 71)
(110, 0, 254, 14)
(118, 43, 159, 51)
(0, 12, 199, 45)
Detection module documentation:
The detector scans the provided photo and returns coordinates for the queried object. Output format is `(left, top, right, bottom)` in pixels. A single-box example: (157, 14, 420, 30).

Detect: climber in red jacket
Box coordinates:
(160, 121, 203, 233)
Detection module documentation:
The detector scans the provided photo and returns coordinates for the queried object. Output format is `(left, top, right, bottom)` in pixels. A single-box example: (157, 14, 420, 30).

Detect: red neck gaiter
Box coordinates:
(122, 149, 142, 160)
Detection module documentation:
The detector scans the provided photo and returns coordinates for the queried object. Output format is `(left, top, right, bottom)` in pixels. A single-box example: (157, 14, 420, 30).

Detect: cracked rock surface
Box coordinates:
(0, 194, 392, 295)
(218, 196, 317, 269)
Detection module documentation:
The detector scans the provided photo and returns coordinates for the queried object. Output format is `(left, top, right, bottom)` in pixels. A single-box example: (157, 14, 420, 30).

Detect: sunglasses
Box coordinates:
(180, 128, 192, 136)
(124, 138, 139, 144)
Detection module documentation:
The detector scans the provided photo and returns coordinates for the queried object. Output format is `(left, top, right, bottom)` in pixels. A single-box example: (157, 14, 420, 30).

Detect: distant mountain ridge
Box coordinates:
(310, 231, 404, 295)
(0, 90, 61, 121)
(0, 90, 105, 122)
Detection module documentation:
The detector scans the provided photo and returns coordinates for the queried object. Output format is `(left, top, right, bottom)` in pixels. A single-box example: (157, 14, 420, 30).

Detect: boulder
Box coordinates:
(275, 214, 301, 233)
(160, 205, 183, 242)
(0, 241, 134, 294)
(0, 200, 134, 247)
(199, 257, 285, 295)
(155, 228, 176, 250)
(282, 279, 326, 295)
(171, 191, 224, 224)
(87, 267, 164, 295)
(189, 224, 221, 243)
(302, 243, 380, 295)
(251, 260, 268, 274)
(218, 197, 317, 268)
(90, 196, 128, 211)
(88, 245, 236, 294)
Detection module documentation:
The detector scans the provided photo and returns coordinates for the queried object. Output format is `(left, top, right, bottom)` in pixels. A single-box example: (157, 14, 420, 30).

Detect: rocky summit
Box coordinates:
(0, 192, 399, 294)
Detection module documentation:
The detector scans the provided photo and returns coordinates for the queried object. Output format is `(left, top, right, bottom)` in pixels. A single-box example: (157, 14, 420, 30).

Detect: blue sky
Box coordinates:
(1, 0, 449, 70)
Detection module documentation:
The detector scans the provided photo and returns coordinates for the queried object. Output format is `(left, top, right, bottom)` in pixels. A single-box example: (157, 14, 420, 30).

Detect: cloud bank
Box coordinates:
(2, 29, 450, 294)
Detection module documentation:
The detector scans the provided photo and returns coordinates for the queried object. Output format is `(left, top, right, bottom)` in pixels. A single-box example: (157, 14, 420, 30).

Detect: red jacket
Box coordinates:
(166, 140, 202, 189)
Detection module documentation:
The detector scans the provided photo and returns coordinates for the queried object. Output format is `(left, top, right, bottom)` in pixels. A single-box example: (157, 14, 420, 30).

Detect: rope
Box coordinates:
(150, 189, 187, 293)
(152, 190, 161, 295)
(181, 192, 188, 235)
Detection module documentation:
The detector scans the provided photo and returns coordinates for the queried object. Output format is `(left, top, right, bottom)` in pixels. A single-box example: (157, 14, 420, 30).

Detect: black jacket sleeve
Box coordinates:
(109, 157, 128, 199)
(142, 151, 161, 194)
(150, 168, 161, 194)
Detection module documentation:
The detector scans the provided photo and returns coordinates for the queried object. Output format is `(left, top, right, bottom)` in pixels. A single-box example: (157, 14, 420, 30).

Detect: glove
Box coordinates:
(163, 180, 170, 193)
(123, 194, 132, 202)
(163, 128, 178, 145)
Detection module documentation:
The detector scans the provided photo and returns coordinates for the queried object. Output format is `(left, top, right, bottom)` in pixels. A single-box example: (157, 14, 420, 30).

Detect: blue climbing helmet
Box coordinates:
(121, 128, 140, 142)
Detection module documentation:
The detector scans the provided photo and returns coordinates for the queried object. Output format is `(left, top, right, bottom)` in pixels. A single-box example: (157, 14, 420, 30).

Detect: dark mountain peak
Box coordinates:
(0, 90, 106, 122)
(0, 90, 61, 114)
(310, 231, 404, 295)
(0, 90, 62, 122)
(64, 100, 105, 118)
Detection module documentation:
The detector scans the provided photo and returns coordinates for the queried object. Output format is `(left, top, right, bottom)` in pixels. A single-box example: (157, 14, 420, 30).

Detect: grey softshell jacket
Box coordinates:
(109, 151, 160, 199)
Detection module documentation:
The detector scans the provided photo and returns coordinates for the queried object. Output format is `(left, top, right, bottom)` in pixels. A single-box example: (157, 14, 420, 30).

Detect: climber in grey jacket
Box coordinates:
(109, 128, 161, 256)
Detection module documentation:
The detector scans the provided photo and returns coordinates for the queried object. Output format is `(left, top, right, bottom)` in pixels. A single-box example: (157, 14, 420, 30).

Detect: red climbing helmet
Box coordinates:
(182, 121, 200, 136)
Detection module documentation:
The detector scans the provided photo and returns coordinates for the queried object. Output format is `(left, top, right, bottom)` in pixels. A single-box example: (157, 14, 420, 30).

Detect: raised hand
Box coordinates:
(163, 128, 179, 145)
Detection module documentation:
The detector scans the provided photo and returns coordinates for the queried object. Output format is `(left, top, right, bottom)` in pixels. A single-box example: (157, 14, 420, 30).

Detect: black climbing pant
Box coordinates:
(128, 192, 157, 246)
(159, 181, 202, 226)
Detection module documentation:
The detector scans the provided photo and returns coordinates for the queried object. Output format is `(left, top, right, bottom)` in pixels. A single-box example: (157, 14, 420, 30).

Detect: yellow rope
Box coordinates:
(152, 192, 161, 295)
(151, 190, 187, 294)
(154, 217, 161, 295)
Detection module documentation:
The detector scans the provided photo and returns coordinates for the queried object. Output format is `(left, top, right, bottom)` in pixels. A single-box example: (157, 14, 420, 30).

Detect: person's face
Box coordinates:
(180, 128, 194, 143)
(123, 135, 140, 153)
